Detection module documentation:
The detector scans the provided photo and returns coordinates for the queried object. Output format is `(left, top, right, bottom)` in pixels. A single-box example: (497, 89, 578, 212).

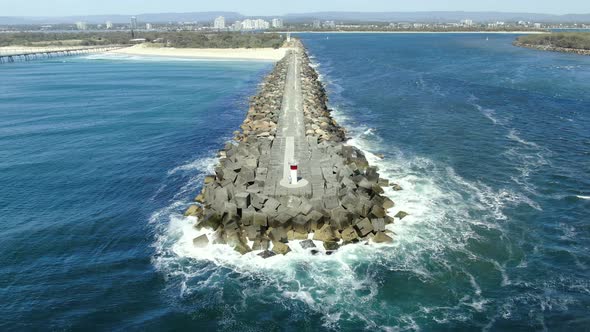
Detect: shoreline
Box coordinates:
(110, 45, 289, 61)
(275, 30, 548, 34)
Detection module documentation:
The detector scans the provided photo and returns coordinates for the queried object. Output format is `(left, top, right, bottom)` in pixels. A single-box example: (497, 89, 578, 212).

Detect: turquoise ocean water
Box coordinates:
(1, 34, 589, 330)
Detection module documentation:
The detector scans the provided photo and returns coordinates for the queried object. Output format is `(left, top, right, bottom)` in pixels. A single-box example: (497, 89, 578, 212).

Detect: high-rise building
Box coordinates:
(105, 21, 113, 29)
(460, 19, 474, 26)
(214, 16, 225, 29)
(232, 20, 242, 31)
(146, 23, 152, 30)
(313, 20, 321, 29)
(130, 16, 138, 29)
(76, 21, 87, 30)
(324, 20, 336, 28)
(272, 18, 283, 28)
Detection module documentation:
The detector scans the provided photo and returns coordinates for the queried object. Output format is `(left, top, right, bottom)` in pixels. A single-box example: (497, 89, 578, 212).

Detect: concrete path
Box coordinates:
(263, 51, 313, 197)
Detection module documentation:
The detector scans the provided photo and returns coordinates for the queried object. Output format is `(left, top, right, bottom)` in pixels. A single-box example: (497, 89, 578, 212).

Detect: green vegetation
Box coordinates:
(516, 32, 590, 50)
(0, 32, 284, 49)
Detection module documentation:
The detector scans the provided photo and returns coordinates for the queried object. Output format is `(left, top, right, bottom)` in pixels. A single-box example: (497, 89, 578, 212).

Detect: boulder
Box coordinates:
(257, 250, 276, 259)
(354, 218, 374, 237)
(184, 205, 201, 217)
(287, 230, 308, 240)
(291, 215, 310, 234)
(192, 234, 209, 248)
(299, 239, 317, 249)
(371, 218, 386, 232)
(234, 242, 252, 255)
(382, 197, 395, 210)
(194, 193, 205, 203)
(330, 206, 351, 229)
(323, 241, 340, 251)
(251, 193, 268, 210)
(391, 183, 403, 191)
(372, 231, 394, 244)
(313, 224, 337, 242)
(272, 241, 291, 255)
(370, 205, 386, 218)
(340, 227, 359, 242)
(196, 213, 221, 231)
(395, 211, 409, 219)
(253, 212, 268, 227)
(268, 227, 288, 243)
(234, 192, 251, 209)
(252, 237, 270, 251)
(222, 202, 238, 223)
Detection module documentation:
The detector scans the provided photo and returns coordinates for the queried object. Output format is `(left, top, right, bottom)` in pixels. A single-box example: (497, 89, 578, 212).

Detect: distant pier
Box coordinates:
(0, 45, 127, 64)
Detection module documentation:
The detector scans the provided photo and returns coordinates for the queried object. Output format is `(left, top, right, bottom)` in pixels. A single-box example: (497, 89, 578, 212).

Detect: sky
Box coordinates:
(2, 0, 588, 17)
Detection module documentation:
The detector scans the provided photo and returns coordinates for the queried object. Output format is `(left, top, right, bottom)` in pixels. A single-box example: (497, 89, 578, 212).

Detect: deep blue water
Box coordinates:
(1, 34, 590, 331)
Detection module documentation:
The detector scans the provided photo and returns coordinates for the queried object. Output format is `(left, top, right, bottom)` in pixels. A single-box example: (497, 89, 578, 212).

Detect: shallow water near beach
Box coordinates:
(1, 34, 589, 330)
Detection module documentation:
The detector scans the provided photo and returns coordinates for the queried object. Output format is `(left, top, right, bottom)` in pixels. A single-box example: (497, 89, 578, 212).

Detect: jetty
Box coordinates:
(0, 45, 126, 64)
(186, 40, 405, 257)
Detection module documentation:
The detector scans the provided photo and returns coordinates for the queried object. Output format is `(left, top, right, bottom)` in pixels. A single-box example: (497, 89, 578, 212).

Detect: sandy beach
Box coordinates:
(110, 45, 289, 61)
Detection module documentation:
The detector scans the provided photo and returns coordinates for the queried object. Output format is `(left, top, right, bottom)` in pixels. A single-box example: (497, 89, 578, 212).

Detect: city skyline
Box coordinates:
(2, 0, 589, 17)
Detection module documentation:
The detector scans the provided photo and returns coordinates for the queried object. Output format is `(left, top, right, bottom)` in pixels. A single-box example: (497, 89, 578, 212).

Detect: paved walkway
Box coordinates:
(263, 51, 314, 197)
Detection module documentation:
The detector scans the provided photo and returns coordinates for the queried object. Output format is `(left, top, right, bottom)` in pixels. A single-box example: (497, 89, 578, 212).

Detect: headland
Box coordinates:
(514, 32, 590, 55)
(184, 39, 405, 257)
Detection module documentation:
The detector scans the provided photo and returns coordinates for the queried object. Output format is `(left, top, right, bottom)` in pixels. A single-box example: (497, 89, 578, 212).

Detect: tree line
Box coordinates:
(0, 31, 285, 49)
(516, 32, 590, 50)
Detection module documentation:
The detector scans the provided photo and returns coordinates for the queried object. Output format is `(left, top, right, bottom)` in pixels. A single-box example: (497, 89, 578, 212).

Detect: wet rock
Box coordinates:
(258, 250, 276, 259)
(192, 234, 209, 248)
(272, 241, 291, 255)
(233, 242, 252, 255)
(300, 239, 317, 249)
(313, 224, 338, 242)
(372, 231, 394, 244)
(268, 227, 288, 243)
(184, 205, 201, 217)
(371, 218, 386, 232)
(323, 241, 340, 251)
(382, 197, 395, 210)
(391, 183, 403, 191)
(370, 204, 386, 218)
(194, 193, 205, 203)
(340, 227, 359, 242)
(395, 211, 409, 219)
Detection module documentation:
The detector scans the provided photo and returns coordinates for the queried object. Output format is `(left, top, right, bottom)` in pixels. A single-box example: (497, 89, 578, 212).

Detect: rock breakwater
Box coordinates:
(185, 40, 404, 257)
(513, 41, 590, 56)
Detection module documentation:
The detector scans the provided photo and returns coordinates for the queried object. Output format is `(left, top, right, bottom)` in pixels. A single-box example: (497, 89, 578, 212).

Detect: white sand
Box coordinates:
(110, 44, 289, 61)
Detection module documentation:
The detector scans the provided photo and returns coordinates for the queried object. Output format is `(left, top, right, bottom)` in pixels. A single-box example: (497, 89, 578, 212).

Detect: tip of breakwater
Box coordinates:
(183, 39, 408, 257)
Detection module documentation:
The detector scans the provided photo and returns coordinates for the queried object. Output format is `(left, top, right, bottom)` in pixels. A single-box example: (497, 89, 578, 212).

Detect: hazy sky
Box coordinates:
(4, 0, 588, 16)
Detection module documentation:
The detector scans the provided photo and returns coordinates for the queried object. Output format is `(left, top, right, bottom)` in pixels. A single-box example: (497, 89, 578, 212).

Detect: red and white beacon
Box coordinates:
(289, 161, 298, 185)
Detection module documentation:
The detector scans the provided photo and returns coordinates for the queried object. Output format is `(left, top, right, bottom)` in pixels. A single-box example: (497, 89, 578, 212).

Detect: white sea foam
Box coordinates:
(576, 195, 590, 200)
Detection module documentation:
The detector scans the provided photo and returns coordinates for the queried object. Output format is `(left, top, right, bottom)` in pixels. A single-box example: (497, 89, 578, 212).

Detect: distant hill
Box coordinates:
(0, 12, 243, 25)
(284, 11, 590, 23)
(1, 11, 589, 25)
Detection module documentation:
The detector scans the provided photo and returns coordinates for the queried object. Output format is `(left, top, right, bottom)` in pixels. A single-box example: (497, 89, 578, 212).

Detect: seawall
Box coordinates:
(184, 40, 406, 257)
